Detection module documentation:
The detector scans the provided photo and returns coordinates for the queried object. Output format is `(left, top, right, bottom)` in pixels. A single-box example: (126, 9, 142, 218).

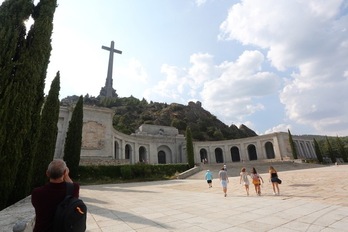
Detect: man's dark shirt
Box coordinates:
(31, 182, 79, 232)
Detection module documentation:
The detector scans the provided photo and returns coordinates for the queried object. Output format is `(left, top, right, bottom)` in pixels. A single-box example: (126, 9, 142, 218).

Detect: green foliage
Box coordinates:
(313, 138, 323, 163)
(186, 127, 195, 168)
(64, 96, 84, 178)
(77, 164, 189, 184)
(335, 136, 347, 162)
(0, 0, 57, 209)
(288, 129, 298, 159)
(32, 73, 61, 188)
(325, 136, 336, 163)
(120, 166, 133, 179)
(77, 95, 258, 141)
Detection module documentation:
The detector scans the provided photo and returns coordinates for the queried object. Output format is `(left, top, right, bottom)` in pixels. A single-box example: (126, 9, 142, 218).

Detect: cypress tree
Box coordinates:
(0, 0, 57, 209)
(64, 96, 84, 179)
(288, 129, 298, 159)
(325, 136, 336, 163)
(336, 136, 347, 162)
(32, 72, 61, 188)
(313, 138, 323, 163)
(186, 127, 195, 168)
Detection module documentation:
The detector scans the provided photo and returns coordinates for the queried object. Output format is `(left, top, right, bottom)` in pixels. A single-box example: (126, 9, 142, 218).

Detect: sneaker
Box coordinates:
(273, 192, 276, 195)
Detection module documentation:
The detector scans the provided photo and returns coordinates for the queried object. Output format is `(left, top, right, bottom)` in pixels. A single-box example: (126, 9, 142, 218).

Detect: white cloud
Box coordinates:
(145, 50, 280, 125)
(117, 58, 148, 83)
(220, 0, 348, 135)
(264, 124, 292, 135)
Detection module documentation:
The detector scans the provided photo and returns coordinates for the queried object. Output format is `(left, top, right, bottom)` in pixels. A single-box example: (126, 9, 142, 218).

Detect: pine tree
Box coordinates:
(32, 72, 61, 188)
(186, 127, 195, 168)
(288, 129, 298, 159)
(313, 138, 323, 163)
(0, 0, 57, 209)
(64, 96, 84, 178)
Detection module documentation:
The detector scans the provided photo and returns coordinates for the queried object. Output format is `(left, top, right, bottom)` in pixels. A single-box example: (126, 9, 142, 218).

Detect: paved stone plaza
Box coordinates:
(82, 165, 348, 231)
(1, 164, 347, 231)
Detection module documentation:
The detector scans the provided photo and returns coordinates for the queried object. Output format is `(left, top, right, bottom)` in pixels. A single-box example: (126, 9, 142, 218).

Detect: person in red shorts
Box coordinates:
(31, 159, 80, 232)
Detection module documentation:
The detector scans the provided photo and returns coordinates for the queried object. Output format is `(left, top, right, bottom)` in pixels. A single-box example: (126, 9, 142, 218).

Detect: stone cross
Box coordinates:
(101, 41, 122, 97)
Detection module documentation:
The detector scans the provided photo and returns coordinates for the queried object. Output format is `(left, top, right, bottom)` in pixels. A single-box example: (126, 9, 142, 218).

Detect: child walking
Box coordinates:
(239, 167, 250, 196)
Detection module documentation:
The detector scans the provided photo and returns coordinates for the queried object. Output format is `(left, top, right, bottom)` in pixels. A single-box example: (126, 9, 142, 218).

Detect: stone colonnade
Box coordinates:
(54, 106, 317, 164)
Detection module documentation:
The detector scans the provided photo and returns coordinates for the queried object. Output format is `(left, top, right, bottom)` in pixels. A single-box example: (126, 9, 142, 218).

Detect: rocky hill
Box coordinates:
(61, 95, 258, 141)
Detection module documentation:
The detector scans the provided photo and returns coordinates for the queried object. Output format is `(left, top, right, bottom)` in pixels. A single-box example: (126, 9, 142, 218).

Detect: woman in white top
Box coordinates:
(239, 167, 250, 196)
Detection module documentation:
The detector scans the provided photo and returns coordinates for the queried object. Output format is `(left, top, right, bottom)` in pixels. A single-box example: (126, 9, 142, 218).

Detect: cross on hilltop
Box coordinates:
(99, 41, 122, 98)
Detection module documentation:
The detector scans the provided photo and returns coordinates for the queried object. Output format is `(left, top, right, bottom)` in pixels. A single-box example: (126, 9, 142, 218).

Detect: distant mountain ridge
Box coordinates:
(61, 95, 258, 141)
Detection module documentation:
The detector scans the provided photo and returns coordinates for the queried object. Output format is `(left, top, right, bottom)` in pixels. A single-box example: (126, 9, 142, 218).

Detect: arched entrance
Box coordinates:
(125, 144, 131, 160)
(157, 145, 172, 164)
(230, 146, 240, 162)
(158, 151, 166, 164)
(114, 141, 120, 159)
(265, 142, 275, 159)
(248, 144, 257, 160)
(215, 148, 224, 163)
(139, 146, 147, 163)
(200, 148, 208, 163)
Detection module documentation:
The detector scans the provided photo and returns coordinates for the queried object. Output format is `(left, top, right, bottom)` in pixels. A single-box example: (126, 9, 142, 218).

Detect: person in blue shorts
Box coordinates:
(218, 167, 229, 197)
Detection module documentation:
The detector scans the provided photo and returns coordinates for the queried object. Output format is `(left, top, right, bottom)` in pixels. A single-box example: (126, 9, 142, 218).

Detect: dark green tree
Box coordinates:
(288, 129, 298, 159)
(325, 136, 336, 163)
(336, 136, 347, 162)
(313, 138, 323, 163)
(64, 96, 84, 178)
(32, 72, 61, 188)
(186, 127, 195, 168)
(0, 0, 57, 209)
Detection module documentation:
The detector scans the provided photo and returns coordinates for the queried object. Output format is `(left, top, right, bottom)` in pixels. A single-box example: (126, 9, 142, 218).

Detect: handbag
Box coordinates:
(276, 178, 282, 184)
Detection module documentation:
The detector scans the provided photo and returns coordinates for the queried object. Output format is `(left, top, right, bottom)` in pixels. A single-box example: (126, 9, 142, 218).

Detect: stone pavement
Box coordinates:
(83, 165, 348, 231)
(1, 164, 347, 231)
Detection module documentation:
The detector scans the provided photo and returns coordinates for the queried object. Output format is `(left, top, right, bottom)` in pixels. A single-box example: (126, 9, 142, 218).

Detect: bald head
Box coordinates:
(47, 159, 67, 180)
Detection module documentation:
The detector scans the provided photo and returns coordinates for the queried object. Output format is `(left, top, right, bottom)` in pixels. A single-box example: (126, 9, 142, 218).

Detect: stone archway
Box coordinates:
(139, 146, 147, 163)
(265, 142, 275, 159)
(248, 144, 257, 160)
(230, 146, 241, 162)
(114, 141, 120, 159)
(125, 144, 132, 160)
(215, 148, 224, 163)
(158, 151, 166, 164)
(157, 145, 172, 164)
(200, 148, 208, 163)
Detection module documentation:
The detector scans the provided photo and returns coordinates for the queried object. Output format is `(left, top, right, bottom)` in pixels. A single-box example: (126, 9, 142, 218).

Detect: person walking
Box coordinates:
(205, 170, 213, 188)
(269, 166, 280, 195)
(250, 167, 264, 196)
(218, 167, 229, 197)
(239, 167, 250, 196)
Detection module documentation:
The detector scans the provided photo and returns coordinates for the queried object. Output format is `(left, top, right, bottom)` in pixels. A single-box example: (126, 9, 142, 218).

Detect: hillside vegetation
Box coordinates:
(62, 95, 258, 141)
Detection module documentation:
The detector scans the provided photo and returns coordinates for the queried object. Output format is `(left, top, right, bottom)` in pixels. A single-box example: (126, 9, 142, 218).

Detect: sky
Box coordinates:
(2, 0, 348, 136)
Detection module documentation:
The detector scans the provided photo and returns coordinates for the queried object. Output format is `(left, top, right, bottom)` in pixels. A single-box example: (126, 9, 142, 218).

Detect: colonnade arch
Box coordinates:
(125, 144, 132, 162)
(157, 145, 172, 164)
(230, 146, 240, 162)
(215, 148, 224, 163)
(248, 144, 257, 160)
(200, 148, 208, 163)
(265, 141, 275, 159)
(139, 146, 147, 163)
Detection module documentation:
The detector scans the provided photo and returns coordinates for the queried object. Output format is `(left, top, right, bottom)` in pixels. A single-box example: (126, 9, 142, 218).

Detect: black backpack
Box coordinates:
(53, 182, 87, 232)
